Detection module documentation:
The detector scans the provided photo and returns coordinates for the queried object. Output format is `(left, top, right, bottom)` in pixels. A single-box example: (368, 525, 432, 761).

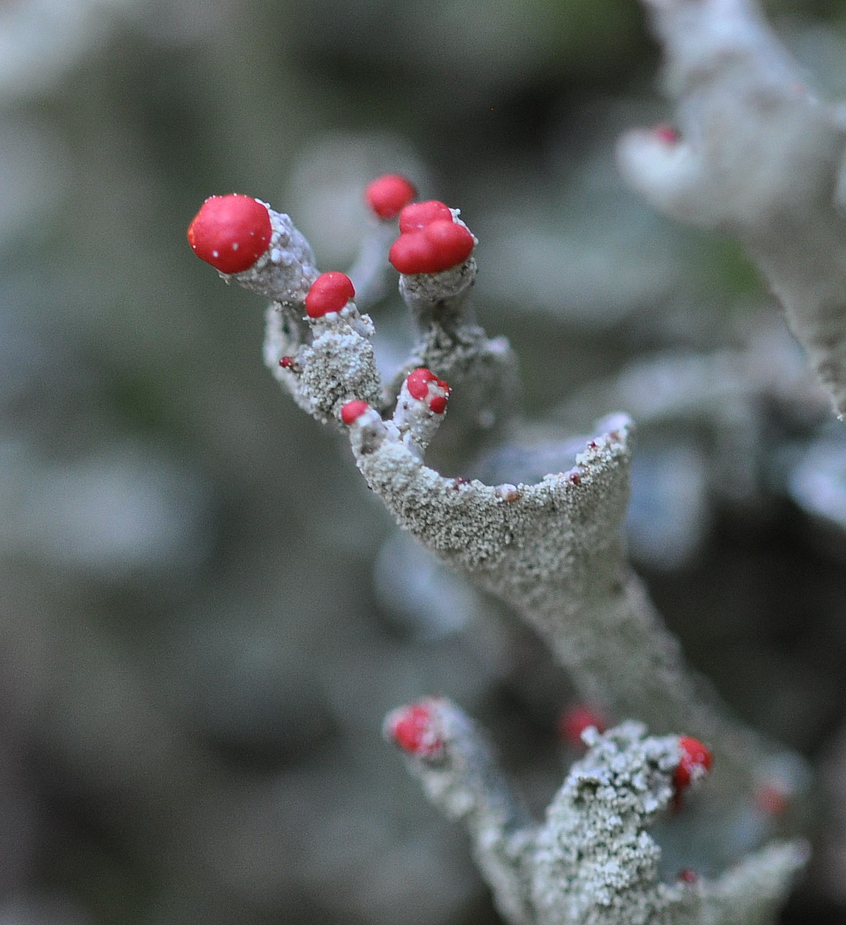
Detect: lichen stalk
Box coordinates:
(617, 0, 846, 417)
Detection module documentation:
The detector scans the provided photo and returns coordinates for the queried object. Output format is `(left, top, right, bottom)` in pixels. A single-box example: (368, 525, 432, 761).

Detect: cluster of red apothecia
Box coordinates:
(388, 700, 713, 798)
(365, 174, 475, 275)
(188, 183, 718, 845)
(338, 366, 450, 427)
(187, 173, 474, 284)
(187, 176, 469, 426)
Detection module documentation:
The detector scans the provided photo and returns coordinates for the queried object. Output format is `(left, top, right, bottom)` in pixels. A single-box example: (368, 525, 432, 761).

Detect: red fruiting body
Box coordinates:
(340, 400, 370, 425)
(187, 195, 272, 274)
(655, 124, 680, 144)
(366, 173, 417, 219)
(406, 368, 450, 413)
(398, 199, 453, 233)
(389, 220, 475, 275)
(755, 783, 790, 817)
(406, 368, 437, 400)
(388, 703, 443, 758)
(677, 869, 698, 884)
(305, 272, 355, 318)
(390, 232, 438, 275)
(674, 736, 713, 792)
(429, 394, 448, 415)
(558, 704, 607, 748)
(423, 219, 474, 264)
(279, 356, 295, 369)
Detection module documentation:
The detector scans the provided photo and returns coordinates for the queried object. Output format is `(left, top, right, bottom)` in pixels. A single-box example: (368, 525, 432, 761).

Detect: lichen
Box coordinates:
(190, 165, 811, 923)
(617, 0, 846, 417)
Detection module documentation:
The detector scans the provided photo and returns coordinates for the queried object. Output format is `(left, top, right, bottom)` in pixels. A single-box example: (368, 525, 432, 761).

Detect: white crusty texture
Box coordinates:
(264, 300, 382, 424)
(386, 702, 807, 925)
(384, 697, 537, 925)
(533, 724, 805, 925)
(617, 0, 846, 417)
(349, 404, 785, 802)
(231, 207, 318, 305)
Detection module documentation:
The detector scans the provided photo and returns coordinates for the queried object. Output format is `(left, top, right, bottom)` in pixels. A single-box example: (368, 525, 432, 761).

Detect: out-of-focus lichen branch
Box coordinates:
(383, 697, 537, 925)
(617, 0, 846, 418)
(384, 702, 807, 925)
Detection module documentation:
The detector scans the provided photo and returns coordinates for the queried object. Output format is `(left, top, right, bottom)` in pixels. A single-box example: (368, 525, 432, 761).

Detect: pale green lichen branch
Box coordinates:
(532, 723, 807, 925)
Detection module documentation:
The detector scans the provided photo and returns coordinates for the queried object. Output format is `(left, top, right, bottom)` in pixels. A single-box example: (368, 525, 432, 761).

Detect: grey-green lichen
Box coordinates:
(198, 165, 811, 924)
(346, 395, 791, 814)
(617, 0, 846, 418)
(231, 207, 318, 306)
(385, 700, 807, 925)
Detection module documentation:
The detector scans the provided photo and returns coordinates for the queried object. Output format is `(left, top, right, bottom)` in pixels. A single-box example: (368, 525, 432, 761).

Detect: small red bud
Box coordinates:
(365, 173, 417, 219)
(655, 124, 680, 144)
(305, 272, 355, 318)
(387, 703, 443, 758)
(187, 195, 272, 274)
(398, 200, 453, 233)
(340, 400, 370, 424)
(407, 368, 437, 400)
(389, 232, 438, 275)
(558, 704, 607, 748)
(422, 219, 475, 267)
(406, 368, 450, 412)
(674, 736, 712, 792)
(755, 783, 790, 817)
(389, 220, 474, 275)
(405, 366, 435, 400)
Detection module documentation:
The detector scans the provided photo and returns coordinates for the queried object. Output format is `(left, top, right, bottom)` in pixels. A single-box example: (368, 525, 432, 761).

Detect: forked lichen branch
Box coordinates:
(186, 169, 810, 923)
